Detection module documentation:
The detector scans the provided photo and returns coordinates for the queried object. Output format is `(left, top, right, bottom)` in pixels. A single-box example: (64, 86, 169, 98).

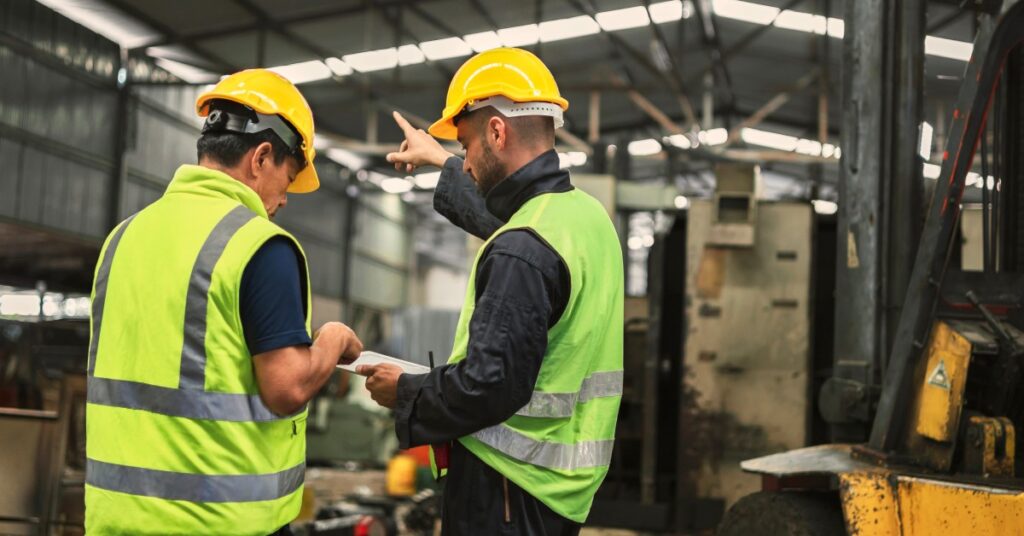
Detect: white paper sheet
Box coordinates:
(336, 350, 431, 375)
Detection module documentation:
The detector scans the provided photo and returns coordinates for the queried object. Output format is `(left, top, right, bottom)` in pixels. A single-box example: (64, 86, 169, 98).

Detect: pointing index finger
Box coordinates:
(392, 111, 417, 135)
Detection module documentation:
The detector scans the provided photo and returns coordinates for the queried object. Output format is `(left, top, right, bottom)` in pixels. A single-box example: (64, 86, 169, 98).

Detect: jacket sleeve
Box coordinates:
(432, 156, 505, 239)
(393, 231, 566, 448)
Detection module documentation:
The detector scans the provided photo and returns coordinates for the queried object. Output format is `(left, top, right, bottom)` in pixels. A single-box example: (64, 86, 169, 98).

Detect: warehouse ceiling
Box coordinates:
(36, 0, 983, 189)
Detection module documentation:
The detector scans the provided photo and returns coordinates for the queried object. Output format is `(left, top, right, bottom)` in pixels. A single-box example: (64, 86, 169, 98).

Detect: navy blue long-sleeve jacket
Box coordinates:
(393, 150, 581, 534)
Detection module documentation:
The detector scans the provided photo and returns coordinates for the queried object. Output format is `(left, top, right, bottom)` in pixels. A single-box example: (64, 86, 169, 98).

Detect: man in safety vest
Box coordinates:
(84, 69, 363, 535)
(361, 48, 624, 534)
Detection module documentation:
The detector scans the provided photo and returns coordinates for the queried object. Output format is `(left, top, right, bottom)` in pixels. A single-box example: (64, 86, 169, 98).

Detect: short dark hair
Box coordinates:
(196, 99, 294, 168)
(464, 107, 555, 148)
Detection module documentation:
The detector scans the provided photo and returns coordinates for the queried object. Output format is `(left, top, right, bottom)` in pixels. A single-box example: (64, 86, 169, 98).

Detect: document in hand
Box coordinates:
(336, 350, 431, 375)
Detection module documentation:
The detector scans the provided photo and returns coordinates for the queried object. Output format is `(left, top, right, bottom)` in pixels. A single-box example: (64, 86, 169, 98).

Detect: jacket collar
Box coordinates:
(165, 165, 269, 219)
(485, 150, 573, 222)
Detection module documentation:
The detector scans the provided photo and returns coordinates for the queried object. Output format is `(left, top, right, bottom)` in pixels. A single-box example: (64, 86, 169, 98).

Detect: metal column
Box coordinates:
(822, 0, 925, 441)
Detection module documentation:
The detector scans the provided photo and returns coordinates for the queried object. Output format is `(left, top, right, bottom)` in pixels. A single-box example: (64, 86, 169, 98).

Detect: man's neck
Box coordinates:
(198, 159, 252, 189)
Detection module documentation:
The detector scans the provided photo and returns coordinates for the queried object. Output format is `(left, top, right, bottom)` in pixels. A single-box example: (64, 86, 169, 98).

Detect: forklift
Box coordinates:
(719, 2, 1024, 534)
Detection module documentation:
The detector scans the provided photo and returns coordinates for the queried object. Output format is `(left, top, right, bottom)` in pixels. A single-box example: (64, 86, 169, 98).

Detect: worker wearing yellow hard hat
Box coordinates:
(365, 48, 624, 535)
(84, 69, 363, 535)
(196, 68, 321, 193)
(427, 46, 569, 140)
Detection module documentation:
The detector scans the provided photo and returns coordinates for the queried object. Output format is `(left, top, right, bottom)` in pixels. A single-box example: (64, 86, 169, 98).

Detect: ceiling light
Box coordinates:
(674, 195, 690, 209)
(325, 57, 353, 76)
(414, 171, 441, 189)
(812, 200, 838, 215)
(628, 138, 663, 156)
(343, 48, 398, 72)
(925, 36, 973, 62)
(699, 128, 729, 146)
(666, 134, 693, 149)
(539, 15, 600, 42)
(558, 153, 573, 169)
(919, 122, 934, 160)
(398, 44, 425, 65)
(381, 177, 414, 194)
(741, 128, 798, 151)
(268, 60, 332, 85)
(419, 37, 473, 61)
(827, 17, 845, 38)
(595, 6, 651, 32)
(795, 138, 823, 156)
(774, 11, 828, 35)
(822, 143, 838, 158)
(567, 152, 588, 167)
(154, 58, 219, 83)
(558, 152, 588, 169)
(712, 0, 780, 25)
(498, 24, 541, 47)
(464, 31, 503, 52)
(326, 148, 367, 170)
(37, 0, 158, 49)
(650, 1, 689, 23)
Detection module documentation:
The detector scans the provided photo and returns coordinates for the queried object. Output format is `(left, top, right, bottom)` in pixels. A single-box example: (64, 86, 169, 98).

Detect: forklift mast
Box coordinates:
(868, 0, 1024, 457)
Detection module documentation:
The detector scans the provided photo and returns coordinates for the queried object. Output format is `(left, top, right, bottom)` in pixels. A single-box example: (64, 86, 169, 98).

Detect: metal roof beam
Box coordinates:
(126, 0, 444, 53)
(724, 69, 819, 147)
(641, 0, 700, 130)
(691, 0, 737, 118)
(101, 0, 236, 72)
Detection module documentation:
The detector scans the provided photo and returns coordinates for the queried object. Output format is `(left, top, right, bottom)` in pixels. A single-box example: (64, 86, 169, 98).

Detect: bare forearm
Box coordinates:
(254, 322, 362, 415)
(298, 338, 344, 400)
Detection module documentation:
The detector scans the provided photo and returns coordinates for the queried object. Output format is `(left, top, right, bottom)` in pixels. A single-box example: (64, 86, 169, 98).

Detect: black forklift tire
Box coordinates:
(717, 491, 847, 536)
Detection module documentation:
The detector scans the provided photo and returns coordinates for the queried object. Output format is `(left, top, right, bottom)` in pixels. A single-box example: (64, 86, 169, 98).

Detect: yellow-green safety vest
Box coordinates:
(443, 188, 624, 523)
(85, 165, 311, 535)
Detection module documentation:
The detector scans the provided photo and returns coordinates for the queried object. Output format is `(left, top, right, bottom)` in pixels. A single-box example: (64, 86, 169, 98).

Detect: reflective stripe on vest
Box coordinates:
(514, 370, 623, 418)
(86, 459, 305, 503)
(471, 424, 615, 471)
(85, 205, 282, 423)
(87, 213, 137, 375)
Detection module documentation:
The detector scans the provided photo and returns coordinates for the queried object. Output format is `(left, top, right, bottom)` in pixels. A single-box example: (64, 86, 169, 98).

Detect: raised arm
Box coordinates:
(386, 111, 503, 238)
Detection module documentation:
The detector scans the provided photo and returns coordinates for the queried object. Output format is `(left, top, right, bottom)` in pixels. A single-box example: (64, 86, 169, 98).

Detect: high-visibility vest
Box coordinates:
(446, 188, 624, 523)
(84, 165, 311, 535)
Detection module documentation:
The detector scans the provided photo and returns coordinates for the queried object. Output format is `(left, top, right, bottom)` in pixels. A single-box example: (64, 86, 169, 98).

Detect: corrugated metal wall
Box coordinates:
(0, 1, 412, 309)
(0, 1, 119, 240)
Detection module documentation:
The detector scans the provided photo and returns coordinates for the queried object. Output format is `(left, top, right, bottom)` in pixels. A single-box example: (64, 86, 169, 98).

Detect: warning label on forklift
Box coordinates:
(928, 359, 951, 390)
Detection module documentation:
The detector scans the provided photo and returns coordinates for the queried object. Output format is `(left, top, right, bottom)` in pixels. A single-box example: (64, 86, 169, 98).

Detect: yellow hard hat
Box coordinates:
(196, 69, 319, 193)
(428, 47, 569, 140)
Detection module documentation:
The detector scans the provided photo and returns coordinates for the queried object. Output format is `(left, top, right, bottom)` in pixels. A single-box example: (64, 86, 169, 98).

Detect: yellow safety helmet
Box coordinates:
(196, 69, 319, 193)
(428, 47, 569, 140)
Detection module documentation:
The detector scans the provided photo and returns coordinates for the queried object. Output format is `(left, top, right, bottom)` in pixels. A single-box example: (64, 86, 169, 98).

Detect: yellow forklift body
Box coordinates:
(839, 471, 1024, 535)
(742, 444, 1024, 535)
(913, 321, 971, 442)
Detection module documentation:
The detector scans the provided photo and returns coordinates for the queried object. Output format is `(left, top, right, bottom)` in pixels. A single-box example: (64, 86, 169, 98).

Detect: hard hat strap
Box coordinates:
(464, 95, 564, 129)
(202, 108, 307, 168)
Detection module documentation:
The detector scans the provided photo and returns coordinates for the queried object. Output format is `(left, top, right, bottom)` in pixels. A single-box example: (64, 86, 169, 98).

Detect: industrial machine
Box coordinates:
(720, 2, 1024, 534)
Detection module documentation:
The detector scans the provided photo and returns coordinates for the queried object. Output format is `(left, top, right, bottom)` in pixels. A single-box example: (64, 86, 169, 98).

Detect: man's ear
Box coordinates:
(488, 116, 507, 150)
(250, 141, 274, 176)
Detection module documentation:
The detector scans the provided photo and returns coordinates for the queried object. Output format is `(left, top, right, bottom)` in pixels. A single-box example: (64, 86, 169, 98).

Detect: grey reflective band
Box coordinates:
(87, 376, 287, 422)
(87, 205, 285, 422)
(515, 370, 623, 418)
(87, 214, 138, 374)
(471, 425, 614, 471)
(179, 205, 257, 390)
(86, 458, 304, 503)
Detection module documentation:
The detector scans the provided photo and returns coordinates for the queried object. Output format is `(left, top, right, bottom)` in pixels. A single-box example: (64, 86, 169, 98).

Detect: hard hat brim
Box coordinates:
(428, 88, 569, 141)
(288, 148, 320, 193)
(198, 90, 320, 194)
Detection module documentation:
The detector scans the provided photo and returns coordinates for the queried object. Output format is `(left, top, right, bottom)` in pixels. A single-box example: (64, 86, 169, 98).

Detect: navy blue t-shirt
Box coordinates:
(239, 236, 312, 356)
